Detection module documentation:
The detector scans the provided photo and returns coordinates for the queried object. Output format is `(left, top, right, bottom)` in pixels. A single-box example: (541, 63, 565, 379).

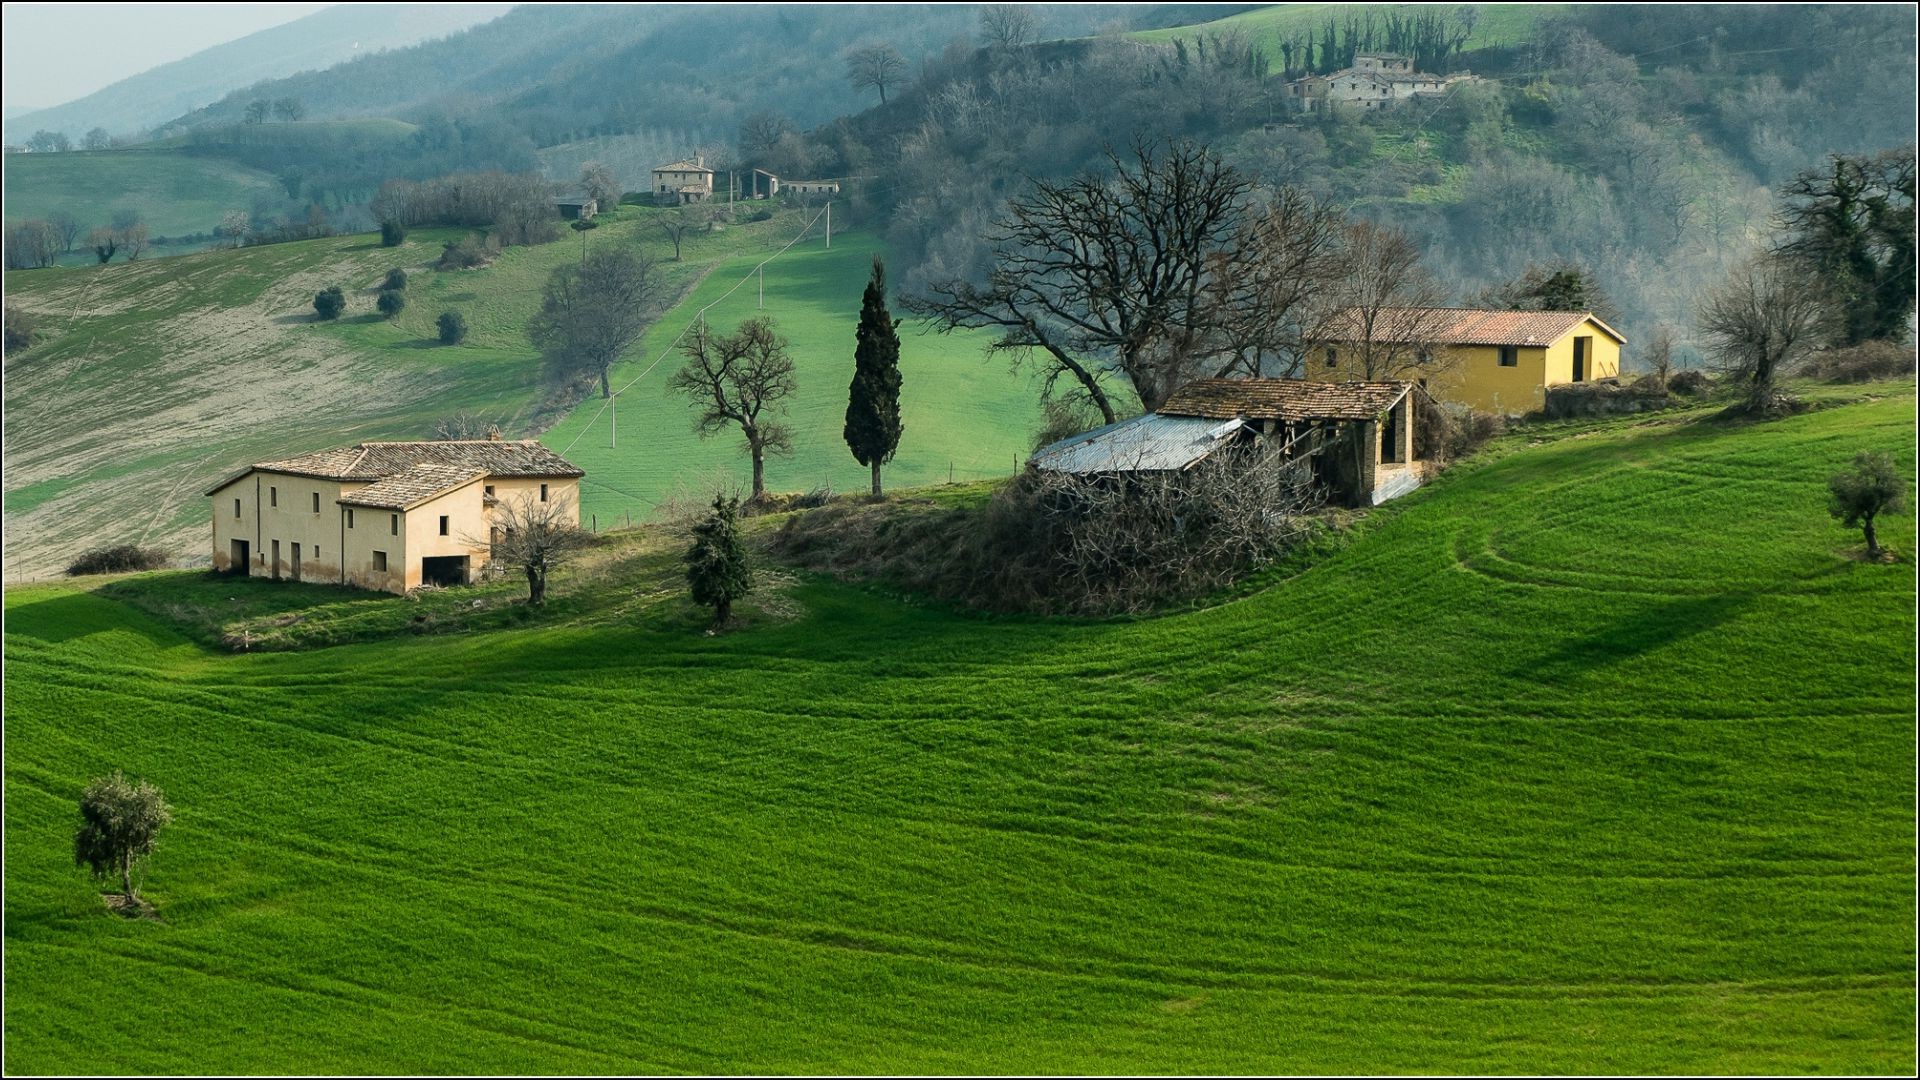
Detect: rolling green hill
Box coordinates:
(1133, 3, 1560, 71)
(4, 389, 1914, 1073)
(0, 208, 1034, 580)
(1, 148, 283, 246)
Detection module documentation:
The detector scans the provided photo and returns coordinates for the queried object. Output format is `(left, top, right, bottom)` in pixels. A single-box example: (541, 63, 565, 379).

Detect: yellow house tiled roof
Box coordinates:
(1330, 307, 1626, 347)
(1160, 379, 1417, 421)
(652, 159, 713, 174)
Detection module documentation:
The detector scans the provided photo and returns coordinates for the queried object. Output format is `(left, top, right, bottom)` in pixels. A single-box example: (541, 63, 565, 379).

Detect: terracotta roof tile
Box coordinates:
(1160, 379, 1415, 421)
(1328, 307, 1624, 347)
(653, 159, 714, 174)
(254, 440, 584, 481)
(338, 463, 487, 510)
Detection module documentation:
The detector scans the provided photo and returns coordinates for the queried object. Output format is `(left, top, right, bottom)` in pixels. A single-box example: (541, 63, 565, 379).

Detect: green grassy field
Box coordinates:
(1136, 3, 1559, 72)
(0, 147, 283, 246)
(539, 230, 1051, 526)
(4, 389, 1913, 1074)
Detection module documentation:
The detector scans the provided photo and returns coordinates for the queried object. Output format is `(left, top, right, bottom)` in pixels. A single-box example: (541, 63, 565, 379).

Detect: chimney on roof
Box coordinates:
(486, 425, 502, 441)
(695, 154, 704, 167)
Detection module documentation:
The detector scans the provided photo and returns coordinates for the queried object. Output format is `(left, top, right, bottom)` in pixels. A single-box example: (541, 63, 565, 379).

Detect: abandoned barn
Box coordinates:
(1031, 379, 1429, 507)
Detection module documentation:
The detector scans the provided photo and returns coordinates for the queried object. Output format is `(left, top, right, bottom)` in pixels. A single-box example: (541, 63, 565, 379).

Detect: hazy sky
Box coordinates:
(2, 3, 333, 111)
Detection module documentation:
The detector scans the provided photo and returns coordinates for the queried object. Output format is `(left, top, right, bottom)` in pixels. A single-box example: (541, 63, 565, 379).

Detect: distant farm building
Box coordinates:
(652, 157, 714, 205)
(1314, 307, 1625, 414)
(750, 168, 781, 198)
(206, 437, 585, 594)
(1283, 52, 1478, 112)
(745, 169, 840, 199)
(1031, 379, 1430, 507)
(552, 194, 598, 220)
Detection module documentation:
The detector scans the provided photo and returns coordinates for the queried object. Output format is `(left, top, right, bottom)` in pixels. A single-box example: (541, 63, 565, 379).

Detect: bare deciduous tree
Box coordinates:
(4, 219, 62, 269)
(908, 140, 1341, 422)
(657, 205, 702, 260)
(485, 492, 592, 605)
(669, 317, 798, 500)
(119, 222, 149, 261)
(845, 44, 908, 103)
(980, 4, 1037, 49)
(1697, 252, 1834, 411)
(1318, 220, 1458, 381)
(579, 161, 620, 207)
(47, 211, 83, 254)
(529, 248, 660, 398)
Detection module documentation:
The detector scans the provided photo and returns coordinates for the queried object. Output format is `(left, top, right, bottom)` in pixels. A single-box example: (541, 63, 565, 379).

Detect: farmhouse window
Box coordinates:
(347, 508, 354, 528)
(312, 492, 321, 513)
(485, 485, 494, 497)
(234, 498, 242, 518)
(373, 550, 387, 572)
(1325, 346, 1338, 367)
(391, 514, 399, 535)
(540, 483, 549, 502)
(439, 515, 450, 536)
(270, 486, 277, 507)
(1498, 345, 1519, 367)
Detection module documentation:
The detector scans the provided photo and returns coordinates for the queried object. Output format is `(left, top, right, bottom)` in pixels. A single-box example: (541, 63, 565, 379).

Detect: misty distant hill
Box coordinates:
(2, 4, 512, 143)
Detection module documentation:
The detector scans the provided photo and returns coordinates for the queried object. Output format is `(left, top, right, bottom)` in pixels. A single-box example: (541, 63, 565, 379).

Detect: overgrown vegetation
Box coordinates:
(64, 544, 171, 577)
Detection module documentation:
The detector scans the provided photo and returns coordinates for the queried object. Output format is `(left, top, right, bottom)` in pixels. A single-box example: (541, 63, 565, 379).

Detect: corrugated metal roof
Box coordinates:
(1161, 379, 1413, 421)
(1030, 414, 1249, 474)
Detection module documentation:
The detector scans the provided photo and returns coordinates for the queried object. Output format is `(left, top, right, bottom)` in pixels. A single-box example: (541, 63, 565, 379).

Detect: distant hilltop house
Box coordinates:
(1032, 379, 1431, 507)
(552, 193, 598, 220)
(652, 157, 714, 205)
(206, 436, 585, 594)
(1283, 52, 1479, 112)
(1313, 307, 1624, 414)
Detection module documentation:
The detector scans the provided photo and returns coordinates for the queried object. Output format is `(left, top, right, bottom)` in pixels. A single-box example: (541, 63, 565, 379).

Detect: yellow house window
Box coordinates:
(347, 508, 354, 528)
(1498, 346, 1519, 367)
(312, 492, 320, 513)
(391, 514, 399, 535)
(373, 551, 387, 572)
(540, 483, 549, 502)
(439, 515, 450, 536)
(1325, 347, 1338, 367)
(234, 498, 241, 518)
(269, 486, 277, 507)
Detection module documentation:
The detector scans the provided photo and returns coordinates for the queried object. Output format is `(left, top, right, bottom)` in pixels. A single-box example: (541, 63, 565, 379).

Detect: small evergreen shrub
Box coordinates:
(313, 286, 345, 320)
(379, 220, 406, 247)
(382, 268, 408, 291)
(376, 289, 407, 319)
(437, 311, 468, 345)
(67, 544, 169, 576)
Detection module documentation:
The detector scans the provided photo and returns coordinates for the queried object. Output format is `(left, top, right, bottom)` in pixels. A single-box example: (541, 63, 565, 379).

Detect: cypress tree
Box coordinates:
(686, 495, 752, 629)
(845, 256, 904, 496)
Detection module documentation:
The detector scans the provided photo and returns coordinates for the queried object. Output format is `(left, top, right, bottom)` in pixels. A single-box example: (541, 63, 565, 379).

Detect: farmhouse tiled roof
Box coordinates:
(1160, 379, 1416, 421)
(653, 159, 714, 174)
(1327, 307, 1625, 347)
(208, 440, 583, 495)
(338, 463, 487, 510)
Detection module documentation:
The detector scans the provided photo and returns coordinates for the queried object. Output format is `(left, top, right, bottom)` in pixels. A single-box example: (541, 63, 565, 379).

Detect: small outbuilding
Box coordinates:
(1031, 379, 1430, 507)
(552, 193, 598, 220)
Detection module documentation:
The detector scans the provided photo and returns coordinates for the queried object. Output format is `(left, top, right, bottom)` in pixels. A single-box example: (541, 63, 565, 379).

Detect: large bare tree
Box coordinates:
(907, 140, 1342, 422)
(979, 4, 1037, 49)
(845, 44, 907, 104)
(529, 248, 659, 398)
(1319, 220, 1458, 381)
(669, 317, 798, 500)
(1697, 252, 1833, 411)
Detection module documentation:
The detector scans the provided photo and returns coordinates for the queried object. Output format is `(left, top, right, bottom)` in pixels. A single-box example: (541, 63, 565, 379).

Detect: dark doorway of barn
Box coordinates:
(421, 555, 470, 587)
(230, 539, 250, 574)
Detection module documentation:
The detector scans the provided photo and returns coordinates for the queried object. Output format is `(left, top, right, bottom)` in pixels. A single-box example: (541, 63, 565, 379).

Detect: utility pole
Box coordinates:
(610, 393, 617, 449)
(758, 264, 764, 309)
(825, 200, 831, 249)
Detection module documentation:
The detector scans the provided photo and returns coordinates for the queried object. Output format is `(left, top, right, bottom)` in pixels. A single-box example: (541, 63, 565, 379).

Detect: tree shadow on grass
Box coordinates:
(1517, 592, 1755, 684)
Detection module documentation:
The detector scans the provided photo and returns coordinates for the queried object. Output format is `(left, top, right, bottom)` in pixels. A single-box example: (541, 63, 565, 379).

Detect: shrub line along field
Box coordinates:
(4, 388, 1914, 1073)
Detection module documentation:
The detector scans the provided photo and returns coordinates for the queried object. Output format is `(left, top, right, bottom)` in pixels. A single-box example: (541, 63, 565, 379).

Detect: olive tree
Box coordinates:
(74, 770, 172, 900)
(1828, 450, 1907, 560)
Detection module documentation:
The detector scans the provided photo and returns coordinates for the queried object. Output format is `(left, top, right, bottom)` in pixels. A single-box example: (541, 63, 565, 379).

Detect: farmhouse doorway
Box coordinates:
(421, 555, 470, 587)
(230, 539, 250, 574)
(290, 543, 302, 582)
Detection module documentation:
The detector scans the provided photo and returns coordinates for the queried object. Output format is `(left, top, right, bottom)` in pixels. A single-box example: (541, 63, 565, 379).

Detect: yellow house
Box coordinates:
(205, 437, 585, 594)
(651, 157, 714, 205)
(1312, 308, 1626, 415)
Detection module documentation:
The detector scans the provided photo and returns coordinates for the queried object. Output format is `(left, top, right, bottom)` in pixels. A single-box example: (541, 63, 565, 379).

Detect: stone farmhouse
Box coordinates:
(1313, 307, 1624, 415)
(1283, 52, 1478, 112)
(206, 437, 585, 594)
(651, 157, 714, 205)
(1031, 379, 1430, 507)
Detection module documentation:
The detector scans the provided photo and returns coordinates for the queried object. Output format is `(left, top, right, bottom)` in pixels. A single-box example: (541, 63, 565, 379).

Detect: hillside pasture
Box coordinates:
(1133, 3, 1559, 73)
(3, 390, 1913, 1073)
(538, 230, 1060, 527)
(0, 148, 283, 252)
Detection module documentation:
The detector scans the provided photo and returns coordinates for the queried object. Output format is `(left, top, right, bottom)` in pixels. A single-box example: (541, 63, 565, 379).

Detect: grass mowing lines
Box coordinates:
(3, 390, 1915, 1072)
